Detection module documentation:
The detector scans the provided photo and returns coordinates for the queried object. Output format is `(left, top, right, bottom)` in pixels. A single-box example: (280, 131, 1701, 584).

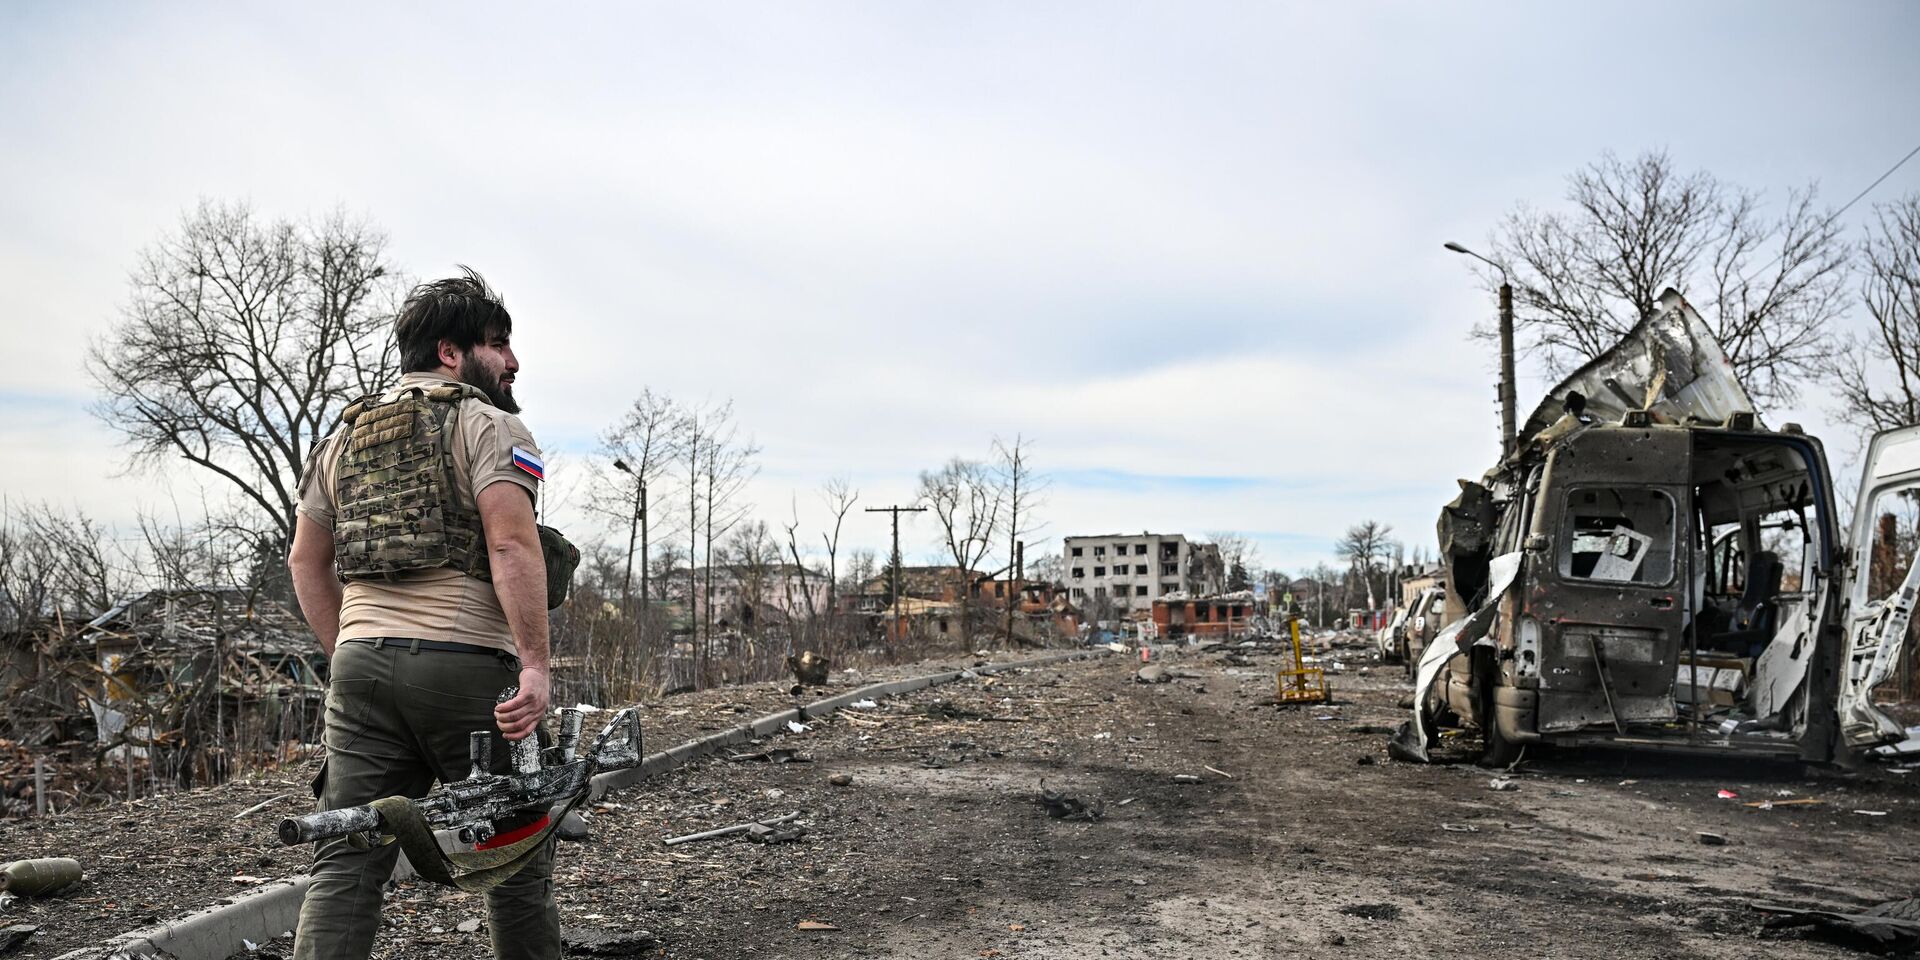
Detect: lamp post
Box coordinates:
(1445, 242, 1517, 458)
(613, 458, 647, 616)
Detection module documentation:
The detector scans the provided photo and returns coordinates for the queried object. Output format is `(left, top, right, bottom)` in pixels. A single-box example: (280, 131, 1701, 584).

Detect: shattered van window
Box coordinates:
(1560, 488, 1674, 584)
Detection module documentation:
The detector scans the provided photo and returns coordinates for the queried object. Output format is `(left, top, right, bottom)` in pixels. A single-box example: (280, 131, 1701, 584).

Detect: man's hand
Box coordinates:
(496, 665, 550, 741)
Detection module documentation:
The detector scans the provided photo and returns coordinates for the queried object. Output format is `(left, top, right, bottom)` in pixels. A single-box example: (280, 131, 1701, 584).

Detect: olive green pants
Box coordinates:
(293, 640, 558, 960)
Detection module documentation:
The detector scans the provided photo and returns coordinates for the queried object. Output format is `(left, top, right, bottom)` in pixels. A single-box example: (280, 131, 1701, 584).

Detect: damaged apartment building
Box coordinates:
(1063, 532, 1223, 616)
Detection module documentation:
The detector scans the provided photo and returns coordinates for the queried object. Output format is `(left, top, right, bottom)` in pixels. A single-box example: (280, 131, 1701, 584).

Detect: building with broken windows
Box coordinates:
(1062, 533, 1222, 613)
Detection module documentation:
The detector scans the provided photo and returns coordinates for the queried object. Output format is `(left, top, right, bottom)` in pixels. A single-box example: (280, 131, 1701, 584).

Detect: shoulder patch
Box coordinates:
(511, 446, 545, 480)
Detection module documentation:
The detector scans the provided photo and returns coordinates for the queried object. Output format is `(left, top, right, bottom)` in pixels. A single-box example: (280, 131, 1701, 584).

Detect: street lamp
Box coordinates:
(612, 458, 647, 616)
(1445, 241, 1517, 458)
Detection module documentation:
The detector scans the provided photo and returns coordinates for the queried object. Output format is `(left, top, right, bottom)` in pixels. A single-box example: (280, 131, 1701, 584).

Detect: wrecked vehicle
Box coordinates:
(1375, 585, 1445, 671)
(1395, 290, 1918, 766)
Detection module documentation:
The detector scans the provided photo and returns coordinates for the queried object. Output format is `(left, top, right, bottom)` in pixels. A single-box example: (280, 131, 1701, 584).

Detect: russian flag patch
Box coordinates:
(511, 446, 545, 480)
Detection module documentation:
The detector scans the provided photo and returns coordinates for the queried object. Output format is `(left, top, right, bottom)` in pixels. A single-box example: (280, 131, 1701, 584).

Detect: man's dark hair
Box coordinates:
(394, 266, 513, 373)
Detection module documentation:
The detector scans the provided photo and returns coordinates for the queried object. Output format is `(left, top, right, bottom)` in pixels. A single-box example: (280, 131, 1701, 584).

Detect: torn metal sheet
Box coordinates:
(1389, 551, 1521, 763)
(1517, 289, 1756, 447)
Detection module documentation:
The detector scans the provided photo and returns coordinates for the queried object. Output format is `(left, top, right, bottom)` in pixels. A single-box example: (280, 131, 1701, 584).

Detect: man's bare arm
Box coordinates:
(478, 482, 550, 740)
(288, 516, 343, 657)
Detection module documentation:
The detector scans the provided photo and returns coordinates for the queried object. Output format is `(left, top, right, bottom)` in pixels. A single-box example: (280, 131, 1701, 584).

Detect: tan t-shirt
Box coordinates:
(297, 372, 542, 654)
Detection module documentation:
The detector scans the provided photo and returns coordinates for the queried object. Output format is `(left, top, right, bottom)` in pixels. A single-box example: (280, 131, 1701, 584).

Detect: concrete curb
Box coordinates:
(61, 648, 1106, 960)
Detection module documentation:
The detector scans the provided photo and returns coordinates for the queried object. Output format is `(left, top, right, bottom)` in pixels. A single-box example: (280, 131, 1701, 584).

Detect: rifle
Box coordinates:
(277, 690, 643, 852)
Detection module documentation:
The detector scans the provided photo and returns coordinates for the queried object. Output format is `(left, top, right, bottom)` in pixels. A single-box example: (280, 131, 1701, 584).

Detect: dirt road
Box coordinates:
(12, 642, 1920, 958)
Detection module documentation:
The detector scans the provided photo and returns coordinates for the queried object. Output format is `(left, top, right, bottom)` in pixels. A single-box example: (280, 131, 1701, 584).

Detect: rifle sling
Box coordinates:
(370, 794, 574, 893)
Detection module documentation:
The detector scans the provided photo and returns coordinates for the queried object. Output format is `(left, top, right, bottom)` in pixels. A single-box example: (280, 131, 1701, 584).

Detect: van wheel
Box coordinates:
(1480, 713, 1523, 767)
(1473, 649, 1522, 767)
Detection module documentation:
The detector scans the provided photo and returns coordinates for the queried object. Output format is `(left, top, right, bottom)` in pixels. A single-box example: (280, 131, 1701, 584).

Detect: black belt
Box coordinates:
(345, 637, 513, 659)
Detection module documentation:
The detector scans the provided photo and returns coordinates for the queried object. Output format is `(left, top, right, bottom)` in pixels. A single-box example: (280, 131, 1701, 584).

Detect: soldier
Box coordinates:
(286, 267, 558, 960)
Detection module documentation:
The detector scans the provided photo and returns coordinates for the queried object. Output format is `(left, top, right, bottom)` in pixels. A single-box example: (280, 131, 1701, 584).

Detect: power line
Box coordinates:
(1742, 139, 1920, 287)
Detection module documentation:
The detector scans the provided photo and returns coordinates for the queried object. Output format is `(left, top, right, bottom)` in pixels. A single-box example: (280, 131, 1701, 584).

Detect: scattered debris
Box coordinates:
(1696, 831, 1728, 846)
(1745, 798, 1821, 810)
(1339, 903, 1402, 921)
(0, 925, 38, 955)
(786, 721, 810, 734)
(1037, 782, 1105, 821)
(745, 820, 809, 844)
(1488, 777, 1518, 792)
(1439, 823, 1478, 833)
(796, 920, 840, 932)
(788, 651, 831, 687)
(1854, 809, 1889, 817)
(1717, 789, 1740, 800)
(1203, 765, 1234, 780)
(232, 793, 293, 820)
(850, 699, 879, 709)
(562, 927, 661, 956)
(828, 773, 854, 787)
(1135, 665, 1172, 684)
(662, 811, 803, 846)
(456, 918, 482, 933)
(1753, 899, 1920, 953)
(727, 748, 810, 764)
(1171, 774, 1202, 784)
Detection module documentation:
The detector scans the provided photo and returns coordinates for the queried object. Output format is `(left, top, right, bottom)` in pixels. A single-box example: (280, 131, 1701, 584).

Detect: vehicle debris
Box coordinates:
(1696, 831, 1728, 846)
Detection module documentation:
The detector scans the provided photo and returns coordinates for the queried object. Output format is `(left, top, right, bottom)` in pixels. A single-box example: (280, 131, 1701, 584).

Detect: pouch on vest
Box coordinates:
(538, 524, 580, 609)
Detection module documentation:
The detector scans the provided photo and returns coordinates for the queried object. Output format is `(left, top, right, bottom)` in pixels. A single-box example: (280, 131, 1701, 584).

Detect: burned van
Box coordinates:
(1393, 290, 1917, 766)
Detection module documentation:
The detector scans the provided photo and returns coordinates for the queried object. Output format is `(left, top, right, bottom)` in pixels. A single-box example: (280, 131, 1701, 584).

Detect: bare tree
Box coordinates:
(817, 476, 859, 628)
(87, 201, 401, 546)
(1337, 521, 1397, 612)
(918, 457, 1004, 646)
(0, 504, 121, 628)
(596, 389, 686, 619)
(1205, 532, 1260, 592)
(1835, 194, 1920, 431)
(781, 477, 860, 655)
(1485, 150, 1850, 405)
(993, 435, 1046, 647)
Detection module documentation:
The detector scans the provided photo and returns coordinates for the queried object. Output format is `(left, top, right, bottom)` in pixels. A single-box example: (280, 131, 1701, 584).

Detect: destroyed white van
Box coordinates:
(1393, 290, 1916, 766)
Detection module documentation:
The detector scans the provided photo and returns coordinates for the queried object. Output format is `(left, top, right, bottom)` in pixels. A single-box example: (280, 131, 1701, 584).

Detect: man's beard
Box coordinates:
(459, 361, 520, 414)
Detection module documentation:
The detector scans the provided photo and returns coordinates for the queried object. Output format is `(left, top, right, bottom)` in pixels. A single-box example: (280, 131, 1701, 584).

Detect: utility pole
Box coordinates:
(1445, 241, 1517, 458)
(865, 504, 926, 646)
(1497, 280, 1516, 457)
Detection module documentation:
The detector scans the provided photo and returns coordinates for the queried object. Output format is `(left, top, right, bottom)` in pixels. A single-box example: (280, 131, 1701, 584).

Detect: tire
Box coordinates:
(1473, 648, 1522, 768)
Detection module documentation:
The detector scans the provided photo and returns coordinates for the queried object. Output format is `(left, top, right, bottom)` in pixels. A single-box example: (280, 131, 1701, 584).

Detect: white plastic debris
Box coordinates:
(851, 699, 878, 709)
(787, 721, 809, 733)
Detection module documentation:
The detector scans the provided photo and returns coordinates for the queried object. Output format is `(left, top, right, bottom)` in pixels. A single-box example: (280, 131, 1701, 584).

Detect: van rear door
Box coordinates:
(1840, 425, 1920, 749)
(1533, 427, 1692, 734)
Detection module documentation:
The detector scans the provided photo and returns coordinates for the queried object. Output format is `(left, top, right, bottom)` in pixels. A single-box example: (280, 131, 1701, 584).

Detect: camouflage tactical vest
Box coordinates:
(332, 383, 493, 583)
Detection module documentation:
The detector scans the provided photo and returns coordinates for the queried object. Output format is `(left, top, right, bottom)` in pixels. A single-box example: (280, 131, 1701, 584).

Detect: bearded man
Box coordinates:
(286, 267, 558, 960)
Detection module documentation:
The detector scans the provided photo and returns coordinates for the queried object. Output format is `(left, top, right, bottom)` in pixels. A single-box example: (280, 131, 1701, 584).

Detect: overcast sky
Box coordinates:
(3, 2, 1917, 577)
